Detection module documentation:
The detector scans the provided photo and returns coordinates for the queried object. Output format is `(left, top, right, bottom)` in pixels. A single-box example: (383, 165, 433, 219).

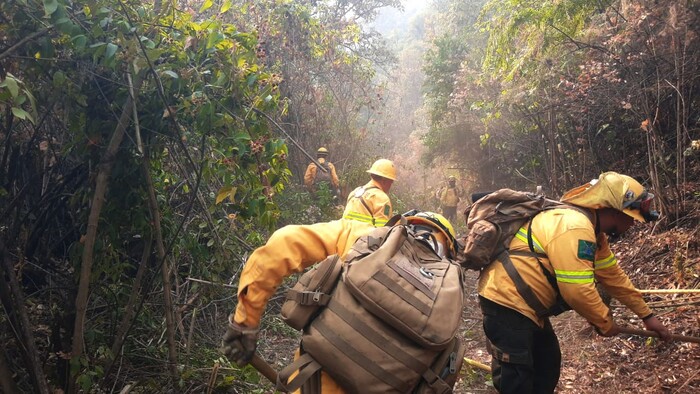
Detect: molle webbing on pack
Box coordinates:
(278, 220, 465, 393)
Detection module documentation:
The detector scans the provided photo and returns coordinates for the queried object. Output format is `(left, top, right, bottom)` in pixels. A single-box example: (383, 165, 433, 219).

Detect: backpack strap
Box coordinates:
(277, 353, 322, 393)
(498, 249, 551, 318)
(419, 368, 453, 394)
(385, 214, 407, 227)
(526, 219, 572, 316)
(501, 205, 590, 317)
(358, 194, 377, 226)
(343, 186, 380, 226)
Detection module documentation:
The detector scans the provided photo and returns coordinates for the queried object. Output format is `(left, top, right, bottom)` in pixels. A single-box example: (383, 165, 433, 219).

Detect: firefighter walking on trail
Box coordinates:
(439, 175, 461, 221)
(304, 147, 340, 199)
(342, 159, 395, 227)
(472, 172, 671, 394)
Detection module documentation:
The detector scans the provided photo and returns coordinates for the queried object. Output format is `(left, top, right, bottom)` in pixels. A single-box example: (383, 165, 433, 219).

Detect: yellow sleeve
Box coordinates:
(593, 234, 652, 318)
(545, 225, 614, 333)
(303, 164, 316, 187)
(233, 221, 344, 326)
(328, 162, 340, 188)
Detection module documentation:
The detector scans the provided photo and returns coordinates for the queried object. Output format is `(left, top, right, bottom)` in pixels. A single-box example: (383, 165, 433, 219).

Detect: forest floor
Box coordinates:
(253, 213, 700, 394)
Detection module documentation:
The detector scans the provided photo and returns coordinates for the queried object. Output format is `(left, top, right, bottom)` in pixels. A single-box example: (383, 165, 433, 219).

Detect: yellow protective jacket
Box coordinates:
(478, 208, 652, 334)
(233, 218, 376, 393)
(440, 186, 460, 207)
(342, 179, 392, 227)
(303, 158, 340, 189)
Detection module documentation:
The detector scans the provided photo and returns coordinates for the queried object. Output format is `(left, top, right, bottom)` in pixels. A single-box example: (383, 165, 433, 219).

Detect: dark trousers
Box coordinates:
(479, 297, 561, 394)
(442, 206, 457, 221)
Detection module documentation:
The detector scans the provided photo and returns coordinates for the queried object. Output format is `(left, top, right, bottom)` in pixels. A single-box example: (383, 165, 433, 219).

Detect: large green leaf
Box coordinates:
(199, 0, 213, 13)
(11, 107, 34, 123)
(43, 0, 59, 16)
(0, 75, 19, 98)
(220, 0, 232, 14)
(104, 43, 118, 61)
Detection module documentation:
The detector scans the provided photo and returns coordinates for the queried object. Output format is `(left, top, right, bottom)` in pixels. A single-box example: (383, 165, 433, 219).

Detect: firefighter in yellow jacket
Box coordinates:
(439, 175, 461, 221)
(477, 172, 671, 394)
(304, 147, 340, 198)
(220, 211, 458, 393)
(342, 159, 395, 227)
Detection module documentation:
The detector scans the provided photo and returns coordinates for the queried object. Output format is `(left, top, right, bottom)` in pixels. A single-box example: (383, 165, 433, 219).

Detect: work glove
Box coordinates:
(221, 318, 259, 366)
(642, 315, 672, 341)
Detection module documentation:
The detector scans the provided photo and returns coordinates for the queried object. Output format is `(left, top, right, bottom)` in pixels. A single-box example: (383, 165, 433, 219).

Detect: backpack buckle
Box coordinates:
(448, 351, 457, 374)
(419, 267, 435, 278)
(313, 291, 321, 303)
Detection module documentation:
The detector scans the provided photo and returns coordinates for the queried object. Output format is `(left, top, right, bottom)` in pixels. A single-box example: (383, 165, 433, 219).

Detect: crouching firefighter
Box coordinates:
(469, 172, 671, 394)
(221, 210, 465, 393)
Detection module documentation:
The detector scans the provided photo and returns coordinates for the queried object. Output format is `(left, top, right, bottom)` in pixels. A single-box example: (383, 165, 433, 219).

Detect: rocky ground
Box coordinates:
(253, 219, 699, 394)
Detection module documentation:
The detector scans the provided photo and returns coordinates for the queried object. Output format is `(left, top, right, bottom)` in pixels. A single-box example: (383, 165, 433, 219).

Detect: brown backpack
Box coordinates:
(278, 219, 465, 394)
(459, 188, 588, 317)
(460, 189, 567, 270)
(313, 161, 332, 185)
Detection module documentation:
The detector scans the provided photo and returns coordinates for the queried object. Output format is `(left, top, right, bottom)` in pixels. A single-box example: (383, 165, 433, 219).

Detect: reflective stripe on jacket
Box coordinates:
(478, 208, 651, 333)
(342, 179, 392, 227)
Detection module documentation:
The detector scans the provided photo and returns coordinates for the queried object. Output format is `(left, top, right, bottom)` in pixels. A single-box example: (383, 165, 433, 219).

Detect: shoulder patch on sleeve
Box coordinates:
(383, 204, 390, 216)
(577, 240, 596, 261)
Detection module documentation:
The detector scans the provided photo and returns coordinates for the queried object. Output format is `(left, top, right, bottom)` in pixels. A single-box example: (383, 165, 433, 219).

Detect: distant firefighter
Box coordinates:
(304, 147, 340, 199)
(439, 175, 461, 221)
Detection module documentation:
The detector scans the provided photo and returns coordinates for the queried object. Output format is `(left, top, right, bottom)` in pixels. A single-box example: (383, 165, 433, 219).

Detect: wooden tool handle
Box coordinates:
(618, 327, 700, 344)
(251, 353, 279, 386)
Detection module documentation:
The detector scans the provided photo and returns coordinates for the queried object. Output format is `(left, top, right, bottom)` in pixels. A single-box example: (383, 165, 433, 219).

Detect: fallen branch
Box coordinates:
(206, 361, 219, 394)
(644, 299, 700, 309)
(186, 277, 237, 289)
(0, 28, 52, 61)
(250, 107, 328, 173)
(610, 296, 700, 309)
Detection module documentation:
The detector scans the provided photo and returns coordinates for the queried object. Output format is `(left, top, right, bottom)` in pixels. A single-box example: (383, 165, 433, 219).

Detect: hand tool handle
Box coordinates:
(618, 327, 700, 344)
(251, 353, 280, 386)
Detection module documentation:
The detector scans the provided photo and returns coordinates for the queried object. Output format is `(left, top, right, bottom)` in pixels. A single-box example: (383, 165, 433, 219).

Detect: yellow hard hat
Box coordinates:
(404, 210, 458, 257)
(317, 147, 329, 156)
(560, 172, 657, 222)
(367, 159, 396, 181)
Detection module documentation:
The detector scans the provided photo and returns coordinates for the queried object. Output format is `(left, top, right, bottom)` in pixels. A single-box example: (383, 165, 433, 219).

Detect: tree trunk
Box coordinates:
(69, 72, 143, 393)
(0, 240, 50, 394)
(142, 146, 180, 382)
(104, 235, 153, 378)
(0, 347, 19, 393)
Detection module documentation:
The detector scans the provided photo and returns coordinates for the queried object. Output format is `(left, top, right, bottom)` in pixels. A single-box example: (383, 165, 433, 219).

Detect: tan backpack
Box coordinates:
(278, 219, 465, 394)
(460, 188, 589, 317)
